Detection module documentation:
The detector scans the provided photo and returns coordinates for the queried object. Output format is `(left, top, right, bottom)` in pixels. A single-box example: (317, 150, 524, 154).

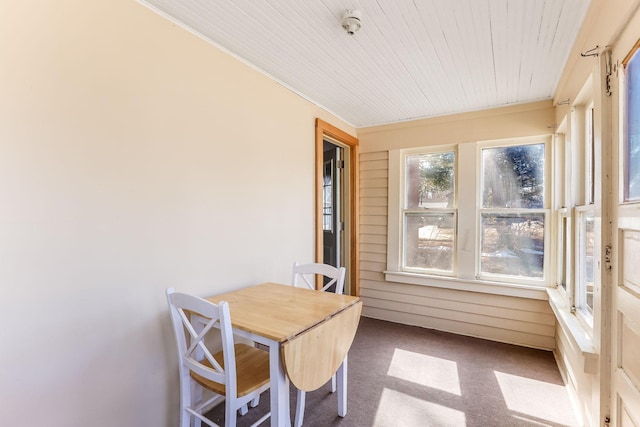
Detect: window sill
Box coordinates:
(384, 270, 549, 300)
(546, 287, 598, 374)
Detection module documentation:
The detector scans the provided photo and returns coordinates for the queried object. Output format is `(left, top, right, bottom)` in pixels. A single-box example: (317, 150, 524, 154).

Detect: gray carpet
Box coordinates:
(205, 317, 578, 427)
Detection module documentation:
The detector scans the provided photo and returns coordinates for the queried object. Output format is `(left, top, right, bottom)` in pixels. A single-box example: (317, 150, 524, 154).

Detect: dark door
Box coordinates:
(323, 141, 343, 269)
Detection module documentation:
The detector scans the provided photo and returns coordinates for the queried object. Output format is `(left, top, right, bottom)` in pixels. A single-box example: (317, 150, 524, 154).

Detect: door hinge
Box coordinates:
(340, 221, 345, 231)
(336, 160, 345, 169)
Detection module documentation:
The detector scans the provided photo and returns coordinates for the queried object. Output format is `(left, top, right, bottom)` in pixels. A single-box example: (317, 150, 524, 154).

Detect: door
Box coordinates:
(610, 45, 640, 427)
(323, 141, 343, 270)
(315, 119, 359, 296)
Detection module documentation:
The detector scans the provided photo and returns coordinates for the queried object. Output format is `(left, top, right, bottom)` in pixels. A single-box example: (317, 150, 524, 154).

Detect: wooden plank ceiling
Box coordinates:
(140, 0, 591, 128)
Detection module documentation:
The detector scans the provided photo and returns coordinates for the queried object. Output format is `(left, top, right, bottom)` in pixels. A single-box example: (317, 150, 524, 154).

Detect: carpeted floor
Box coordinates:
(205, 317, 578, 427)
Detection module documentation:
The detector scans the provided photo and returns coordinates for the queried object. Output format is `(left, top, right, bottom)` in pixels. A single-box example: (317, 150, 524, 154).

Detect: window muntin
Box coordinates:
(402, 151, 456, 274)
(480, 143, 547, 281)
(625, 46, 640, 201)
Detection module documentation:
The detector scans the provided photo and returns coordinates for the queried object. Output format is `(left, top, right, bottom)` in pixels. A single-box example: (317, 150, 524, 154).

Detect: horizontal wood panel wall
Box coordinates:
(359, 150, 556, 350)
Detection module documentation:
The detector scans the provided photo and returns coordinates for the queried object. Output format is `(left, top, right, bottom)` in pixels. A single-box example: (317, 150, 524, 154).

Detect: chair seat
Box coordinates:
(191, 343, 270, 398)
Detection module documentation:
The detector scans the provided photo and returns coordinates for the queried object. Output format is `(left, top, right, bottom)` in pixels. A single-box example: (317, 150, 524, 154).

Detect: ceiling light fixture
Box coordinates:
(341, 9, 362, 35)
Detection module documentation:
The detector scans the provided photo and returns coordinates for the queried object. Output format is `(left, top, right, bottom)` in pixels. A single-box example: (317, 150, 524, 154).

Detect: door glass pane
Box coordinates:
(626, 49, 640, 200)
(404, 213, 455, 272)
(480, 213, 545, 279)
(323, 160, 332, 231)
(405, 152, 455, 209)
(482, 144, 545, 209)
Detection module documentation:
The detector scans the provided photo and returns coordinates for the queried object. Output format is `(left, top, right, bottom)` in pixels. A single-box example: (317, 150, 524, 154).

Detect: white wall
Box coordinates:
(0, 1, 354, 426)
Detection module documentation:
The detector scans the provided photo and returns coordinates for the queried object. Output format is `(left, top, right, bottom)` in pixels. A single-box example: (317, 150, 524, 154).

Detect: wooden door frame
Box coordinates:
(315, 119, 359, 296)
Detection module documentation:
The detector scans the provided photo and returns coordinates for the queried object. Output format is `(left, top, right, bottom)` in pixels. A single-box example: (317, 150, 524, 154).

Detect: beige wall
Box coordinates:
(357, 102, 558, 350)
(0, 1, 354, 426)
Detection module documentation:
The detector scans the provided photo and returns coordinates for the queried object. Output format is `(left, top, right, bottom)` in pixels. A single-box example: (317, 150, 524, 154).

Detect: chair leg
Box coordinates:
(331, 374, 336, 393)
(225, 400, 237, 427)
(239, 404, 248, 416)
(250, 396, 260, 408)
(294, 389, 306, 427)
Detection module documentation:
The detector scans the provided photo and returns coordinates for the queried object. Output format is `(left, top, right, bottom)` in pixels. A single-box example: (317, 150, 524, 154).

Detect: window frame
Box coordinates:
(399, 146, 458, 277)
(574, 205, 595, 330)
(475, 139, 551, 285)
(386, 136, 552, 293)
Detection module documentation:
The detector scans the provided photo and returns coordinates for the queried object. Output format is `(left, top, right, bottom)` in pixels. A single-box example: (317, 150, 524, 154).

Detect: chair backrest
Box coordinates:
(291, 261, 346, 294)
(166, 288, 238, 398)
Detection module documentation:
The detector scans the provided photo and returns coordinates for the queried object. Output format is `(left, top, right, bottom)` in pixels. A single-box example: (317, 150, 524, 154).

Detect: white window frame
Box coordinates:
(574, 205, 595, 331)
(396, 145, 458, 277)
(386, 137, 552, 297)
(476, 139, 551, 285)
(556, 208, 572, 298)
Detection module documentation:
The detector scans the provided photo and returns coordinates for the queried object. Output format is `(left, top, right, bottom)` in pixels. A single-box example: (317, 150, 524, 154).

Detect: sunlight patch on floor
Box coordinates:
(373, 388, 466, 427)
(387, 348, 461, 395)
(494, 371, 577, 426)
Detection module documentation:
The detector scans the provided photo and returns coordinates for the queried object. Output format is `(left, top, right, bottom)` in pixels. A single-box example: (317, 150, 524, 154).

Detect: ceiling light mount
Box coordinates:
(341, 9, 362, 35)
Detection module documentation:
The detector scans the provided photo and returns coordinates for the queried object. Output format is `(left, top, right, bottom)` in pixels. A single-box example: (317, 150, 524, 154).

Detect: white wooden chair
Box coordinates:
(166, 288, 271, 427)
(291, 262, 346, 427)
(291, 261, 346, 294)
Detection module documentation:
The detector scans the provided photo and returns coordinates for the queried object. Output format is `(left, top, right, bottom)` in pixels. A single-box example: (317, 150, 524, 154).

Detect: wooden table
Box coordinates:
(206, 282, 362, 427)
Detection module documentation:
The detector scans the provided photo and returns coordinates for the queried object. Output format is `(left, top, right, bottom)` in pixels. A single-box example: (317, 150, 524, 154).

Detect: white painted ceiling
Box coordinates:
(140, 0, 591, 128)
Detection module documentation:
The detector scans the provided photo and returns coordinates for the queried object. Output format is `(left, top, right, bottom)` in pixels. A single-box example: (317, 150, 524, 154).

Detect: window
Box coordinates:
(557, 209, 571, 293)
(552, 82, 596, 329)
(480, 143, 547, 280)
(387, 137, 550, 290)
(625, 43, 640, 201)
(576, 206, 595, 322)
(402, 151, 456, 274)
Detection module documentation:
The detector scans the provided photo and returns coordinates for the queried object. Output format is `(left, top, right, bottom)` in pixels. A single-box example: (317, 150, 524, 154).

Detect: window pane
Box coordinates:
(579, 211, 595, 315)
(559, 216, 569, 291)
(480, 213, 545, 279)
(406, 152, 455, 209)
(626, 49, 640, 200)
(404, 213, 455, 272)
(482, 144, 545, 209)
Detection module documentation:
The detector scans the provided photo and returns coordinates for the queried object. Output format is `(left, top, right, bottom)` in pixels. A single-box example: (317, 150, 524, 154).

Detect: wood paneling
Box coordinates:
(141, 0, 590, 127)
(359, 149, 557, 350)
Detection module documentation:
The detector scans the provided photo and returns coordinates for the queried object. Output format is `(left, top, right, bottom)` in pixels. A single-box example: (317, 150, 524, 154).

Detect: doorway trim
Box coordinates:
(315, 118, 359, 296)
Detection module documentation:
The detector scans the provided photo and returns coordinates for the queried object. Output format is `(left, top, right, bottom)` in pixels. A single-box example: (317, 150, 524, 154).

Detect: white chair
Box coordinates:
(291, 261, 346, 294)
(166, 288, 271, 427)
(291, 262, 347, 427)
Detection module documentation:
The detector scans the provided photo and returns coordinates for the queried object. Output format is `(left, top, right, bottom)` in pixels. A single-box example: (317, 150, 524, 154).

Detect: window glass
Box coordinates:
(480, 213, 545, 279)
(322, 160, 333, 231)
(482, 144, 545, 209)
(578, 210, 595, 316)
(405, 152, 455, 209)
(559, 215, 569, 291)
(626, 48, 640, 201)
(404, 213, 455, 271)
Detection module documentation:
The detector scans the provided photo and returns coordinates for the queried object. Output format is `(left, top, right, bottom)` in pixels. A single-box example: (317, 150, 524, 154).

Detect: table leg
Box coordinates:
(269, 342, 291, 426)
(336, 354, 348, 417)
